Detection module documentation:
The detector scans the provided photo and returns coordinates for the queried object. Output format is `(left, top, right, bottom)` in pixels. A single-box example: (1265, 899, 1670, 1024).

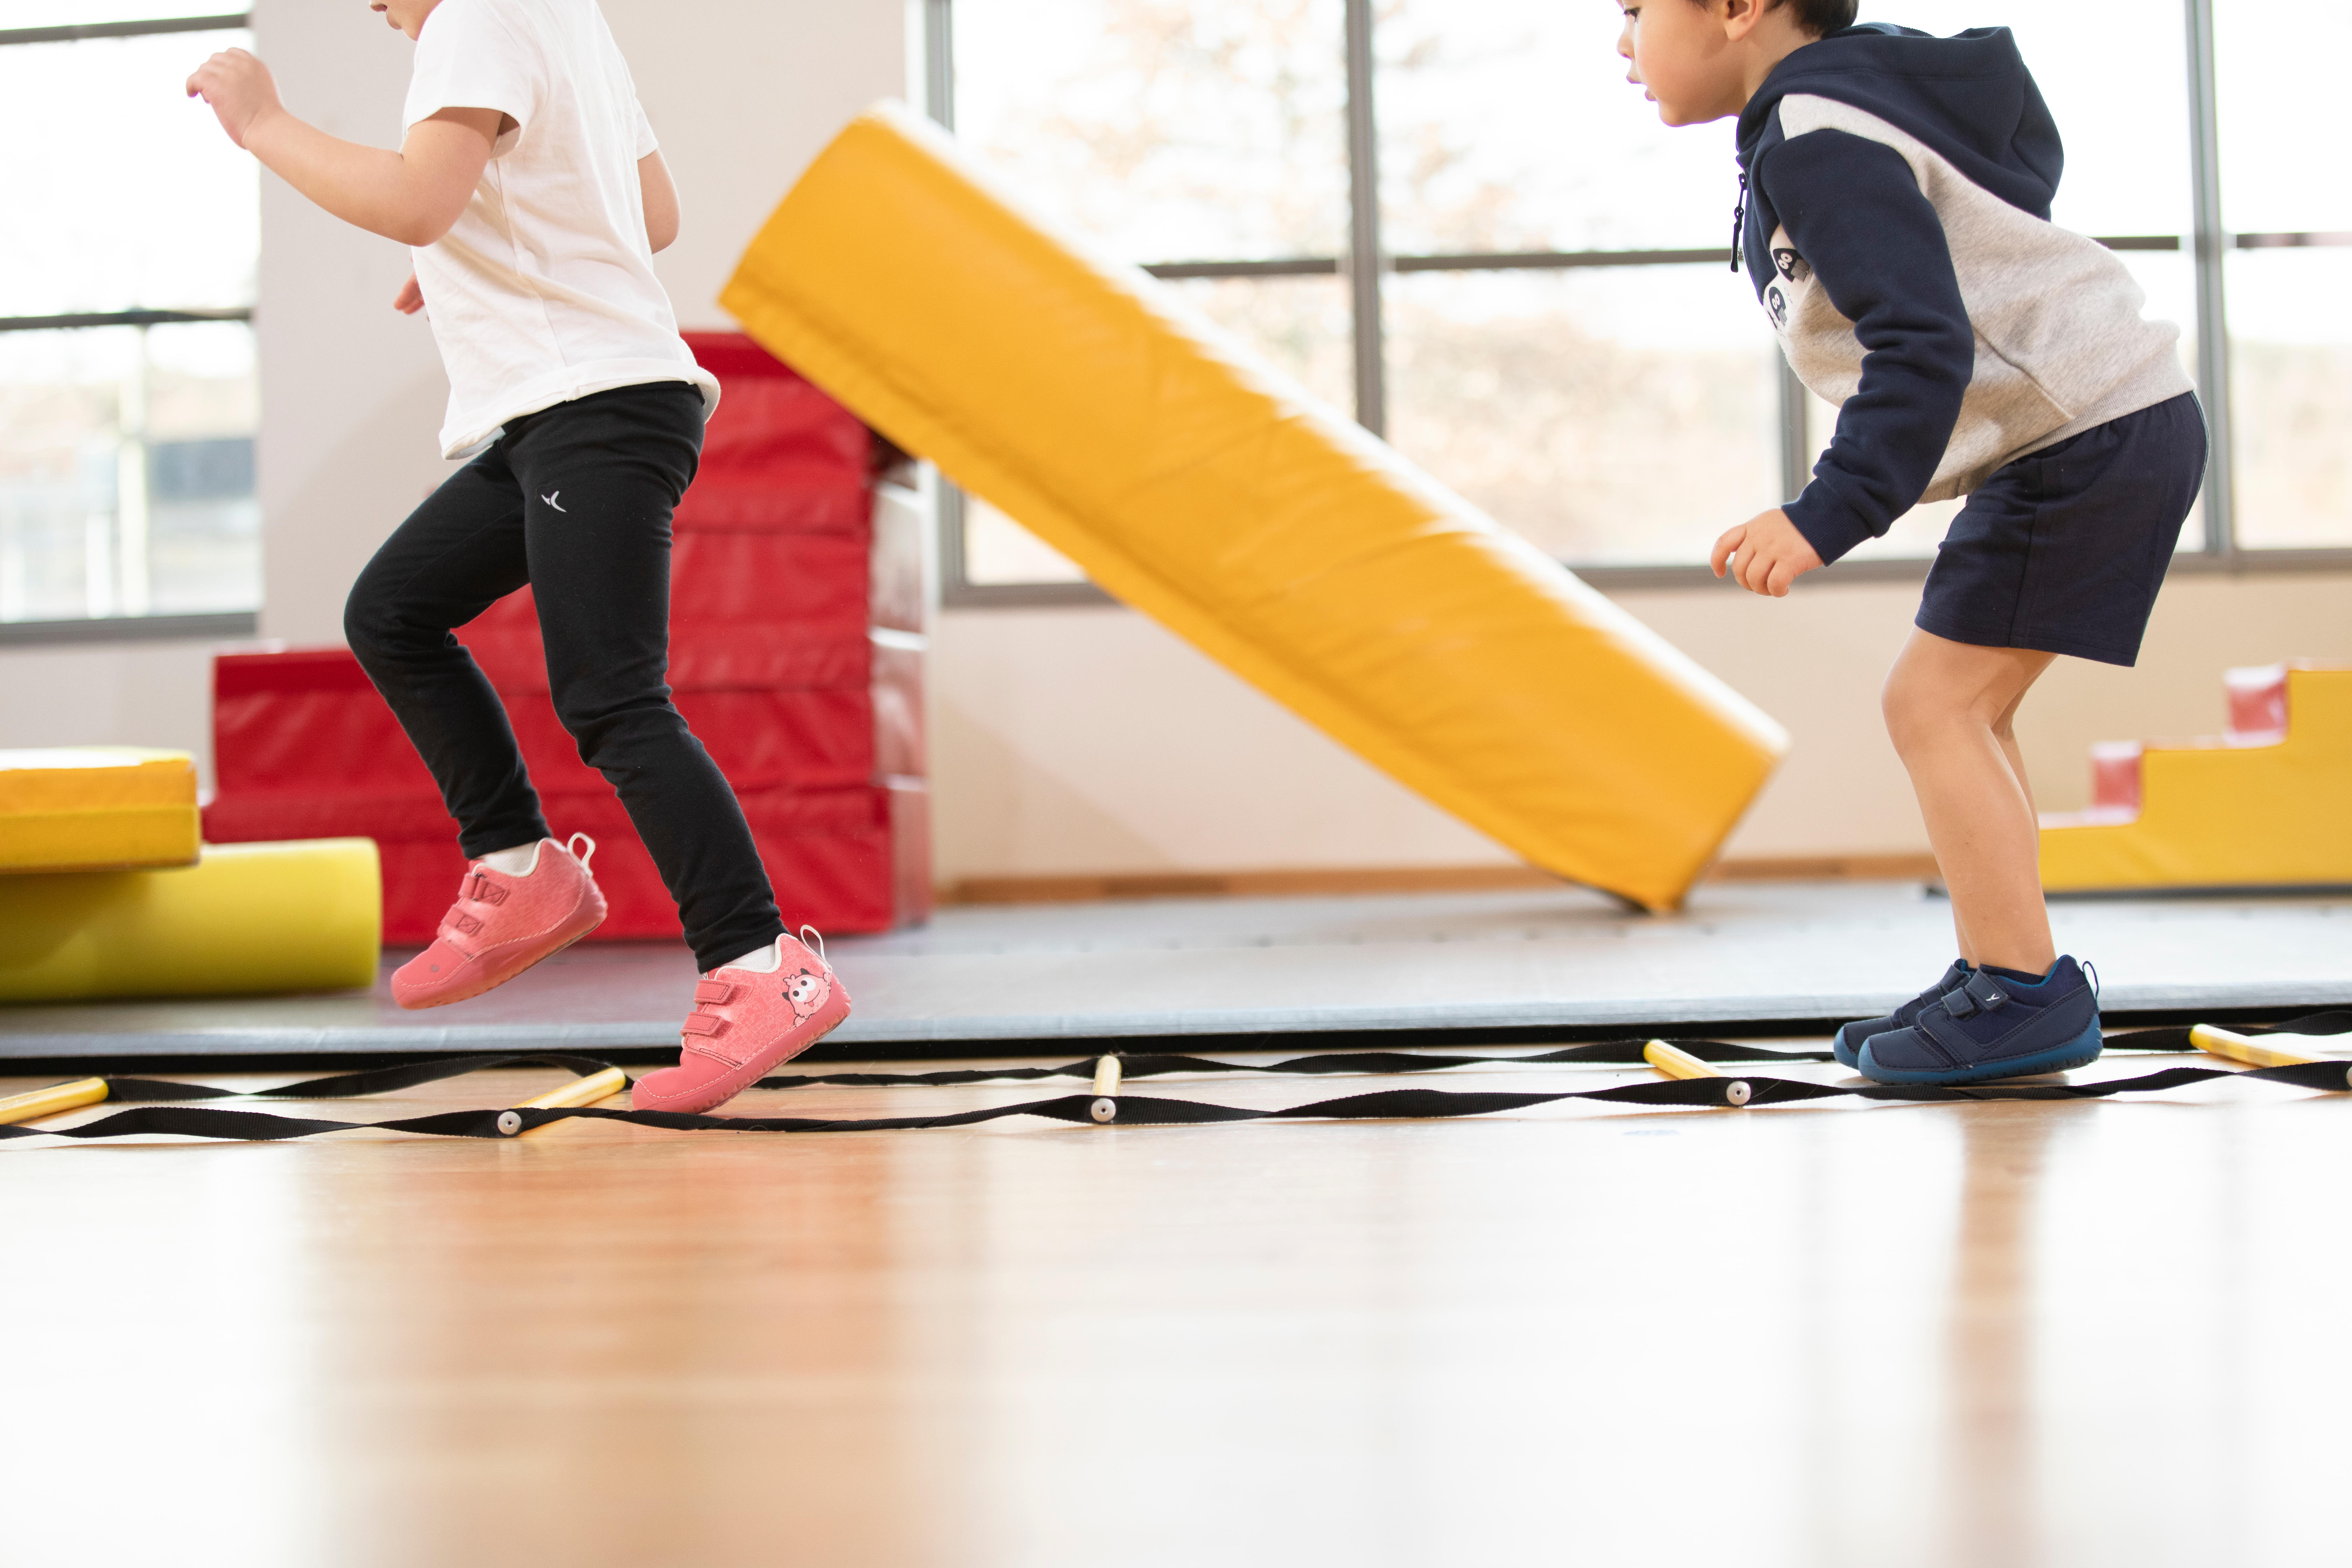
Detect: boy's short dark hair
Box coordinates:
(1784, 0, 1860, 33)
(1701, 0, 1859, 35)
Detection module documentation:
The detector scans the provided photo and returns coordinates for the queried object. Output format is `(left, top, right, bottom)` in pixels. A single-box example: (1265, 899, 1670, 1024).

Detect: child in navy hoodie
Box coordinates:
(1615, 1, 2205, 1085)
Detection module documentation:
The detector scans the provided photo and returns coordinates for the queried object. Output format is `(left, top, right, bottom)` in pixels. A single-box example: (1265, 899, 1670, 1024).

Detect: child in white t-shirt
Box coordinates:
(188, 0, 850, 1114)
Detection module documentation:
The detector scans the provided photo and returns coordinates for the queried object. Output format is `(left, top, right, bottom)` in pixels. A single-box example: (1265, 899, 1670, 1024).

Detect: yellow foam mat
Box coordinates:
(721, 104, 1788, 911)
(0, 748, 201, 874)
(0, 839, 382, 1004)
(2041, 667, 2352, 890)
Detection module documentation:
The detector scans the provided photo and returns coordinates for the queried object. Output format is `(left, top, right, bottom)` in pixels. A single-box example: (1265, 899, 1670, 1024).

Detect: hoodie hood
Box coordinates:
(1737, 23, 2062, 220)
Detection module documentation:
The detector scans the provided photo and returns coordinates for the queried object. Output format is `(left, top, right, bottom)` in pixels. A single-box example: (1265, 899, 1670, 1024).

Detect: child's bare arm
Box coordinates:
(639, 150, 680, 253)
(187, 49, 498, 247)
(1712, 507, 1825, 598)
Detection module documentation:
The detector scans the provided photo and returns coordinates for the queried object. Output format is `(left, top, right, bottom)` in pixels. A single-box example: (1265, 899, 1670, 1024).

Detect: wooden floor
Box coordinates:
(8, 1049, 2352, 1566)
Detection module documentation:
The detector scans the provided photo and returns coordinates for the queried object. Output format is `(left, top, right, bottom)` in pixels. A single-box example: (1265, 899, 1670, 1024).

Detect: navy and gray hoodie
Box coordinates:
(1739, 23, 2193, 564)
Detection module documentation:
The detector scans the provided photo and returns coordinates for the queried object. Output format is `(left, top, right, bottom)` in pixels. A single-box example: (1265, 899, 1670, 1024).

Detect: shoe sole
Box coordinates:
(634, 989, 855, 1116)
(393, 912, 604, 1011)
(1857, 1020, 2104, 1086)
(1832, 1023, 1869, 1070)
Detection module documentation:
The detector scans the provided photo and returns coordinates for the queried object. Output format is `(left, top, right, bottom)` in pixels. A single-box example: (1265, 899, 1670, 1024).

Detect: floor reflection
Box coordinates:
(1943, 1106, 2064, 1568)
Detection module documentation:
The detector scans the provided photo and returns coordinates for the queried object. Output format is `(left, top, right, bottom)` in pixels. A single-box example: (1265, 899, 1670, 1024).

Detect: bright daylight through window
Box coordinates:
(0, 3, 260, 636)
(946, 0, 2349, 592)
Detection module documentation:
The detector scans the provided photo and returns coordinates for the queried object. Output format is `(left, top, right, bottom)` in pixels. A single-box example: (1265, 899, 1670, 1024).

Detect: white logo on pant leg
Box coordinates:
(541, 491, 567, 512)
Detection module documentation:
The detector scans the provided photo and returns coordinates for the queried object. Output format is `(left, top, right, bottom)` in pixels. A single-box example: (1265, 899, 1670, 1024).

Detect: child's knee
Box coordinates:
(1881, 668, 1955, 755)
(342, 573, 444, 666)
(342, 580, 391, 662)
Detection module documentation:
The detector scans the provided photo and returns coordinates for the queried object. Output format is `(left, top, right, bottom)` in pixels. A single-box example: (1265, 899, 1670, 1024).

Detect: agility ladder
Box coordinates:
(2, 1015, 2347, 1144)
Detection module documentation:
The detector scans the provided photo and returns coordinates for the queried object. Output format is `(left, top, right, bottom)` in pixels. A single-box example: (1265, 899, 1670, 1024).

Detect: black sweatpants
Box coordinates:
(344, 381, 785, 971)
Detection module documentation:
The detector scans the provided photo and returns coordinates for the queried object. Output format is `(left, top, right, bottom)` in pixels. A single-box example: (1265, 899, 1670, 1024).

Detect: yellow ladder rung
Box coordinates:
(0, 1077, 109, 1127)
(2191, 1024, 2320, 1069)
(502, 1066, 630, 1136)
(1643, 1040, 1721, 1081)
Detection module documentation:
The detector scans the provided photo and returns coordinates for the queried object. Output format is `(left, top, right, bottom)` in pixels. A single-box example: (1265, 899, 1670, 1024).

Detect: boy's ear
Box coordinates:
(1718, 0, 1768, 42)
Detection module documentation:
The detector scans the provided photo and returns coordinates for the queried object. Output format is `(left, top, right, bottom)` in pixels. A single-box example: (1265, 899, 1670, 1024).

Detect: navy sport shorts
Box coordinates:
(1914, 391, 2207, 667)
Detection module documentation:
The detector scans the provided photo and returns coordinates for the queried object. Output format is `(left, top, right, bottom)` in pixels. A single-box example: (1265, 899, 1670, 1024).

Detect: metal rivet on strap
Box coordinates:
(495, 1110, 524, 1137)
(1725, 1080, 1754, 1108)
(1090, 1097, 1118, 1124)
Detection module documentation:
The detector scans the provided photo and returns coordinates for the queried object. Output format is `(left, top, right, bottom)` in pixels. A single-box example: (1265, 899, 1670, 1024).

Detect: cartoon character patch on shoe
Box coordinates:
(781, 967, 831, 1023)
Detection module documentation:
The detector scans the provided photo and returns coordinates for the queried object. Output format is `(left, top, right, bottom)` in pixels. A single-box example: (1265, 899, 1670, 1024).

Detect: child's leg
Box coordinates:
(504, 384, 788, 973)
(344, 450, 550, 858)
(1881, 628, 2057, 976)
(1931, 682, 2044, 966)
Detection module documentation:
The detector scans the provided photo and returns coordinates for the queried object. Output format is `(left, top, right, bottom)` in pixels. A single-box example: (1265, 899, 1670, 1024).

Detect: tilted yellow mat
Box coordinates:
(722, 104, 1787, 910)
(0, 748, 200, 874)
(0, 839, 382, 1004)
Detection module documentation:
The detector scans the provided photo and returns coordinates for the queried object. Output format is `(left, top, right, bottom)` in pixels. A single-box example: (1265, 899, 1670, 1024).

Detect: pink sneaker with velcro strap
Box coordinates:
(632, 930, 853, 1115)
(390, 835, 607, 1010)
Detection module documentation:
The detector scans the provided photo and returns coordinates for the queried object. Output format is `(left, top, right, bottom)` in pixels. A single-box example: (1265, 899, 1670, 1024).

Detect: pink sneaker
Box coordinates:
(633, 930, 853, 1115)
(390, 834, 607, 1010)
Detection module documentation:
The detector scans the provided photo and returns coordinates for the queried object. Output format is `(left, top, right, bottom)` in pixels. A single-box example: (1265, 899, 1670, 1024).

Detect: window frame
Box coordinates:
(934, 0, 2352, 606)
(0, 10, 260, 645)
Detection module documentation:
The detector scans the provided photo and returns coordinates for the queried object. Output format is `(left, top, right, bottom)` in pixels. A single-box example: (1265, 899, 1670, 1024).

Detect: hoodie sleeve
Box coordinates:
(1757, 129, 1975, 564)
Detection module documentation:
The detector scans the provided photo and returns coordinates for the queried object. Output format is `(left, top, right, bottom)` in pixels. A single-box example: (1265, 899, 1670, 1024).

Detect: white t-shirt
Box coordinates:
(402, 0, 719, 458)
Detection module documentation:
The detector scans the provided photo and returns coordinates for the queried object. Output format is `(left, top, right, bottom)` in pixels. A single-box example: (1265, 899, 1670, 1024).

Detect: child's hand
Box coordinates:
(1712, 508, 1825, 597)
(393, 272, 425, 315)
(186, 49, 284, 150)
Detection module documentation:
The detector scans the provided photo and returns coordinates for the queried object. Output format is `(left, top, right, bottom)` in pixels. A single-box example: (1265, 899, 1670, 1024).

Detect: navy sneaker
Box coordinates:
(1833, 960, 1973, 1069)
(1857, 958, 2102, 1086)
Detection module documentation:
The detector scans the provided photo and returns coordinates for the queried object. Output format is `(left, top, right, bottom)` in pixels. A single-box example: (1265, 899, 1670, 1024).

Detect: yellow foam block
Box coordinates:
(2041, 668, 2352, 891)
(720, 103, 1788, 912)
(0, 839, 382, 1004)
(0, 748, 201, 874)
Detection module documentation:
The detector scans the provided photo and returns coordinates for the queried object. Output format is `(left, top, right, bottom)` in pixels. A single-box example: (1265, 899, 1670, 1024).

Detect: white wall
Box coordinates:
(0, 639, 225, 782)
(605, 1, 915, 332)
(931, 569, 2352, 882)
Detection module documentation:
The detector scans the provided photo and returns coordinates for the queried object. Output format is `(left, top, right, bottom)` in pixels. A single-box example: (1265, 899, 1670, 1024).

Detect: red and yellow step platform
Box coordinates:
(2040, 662, 2352, 892)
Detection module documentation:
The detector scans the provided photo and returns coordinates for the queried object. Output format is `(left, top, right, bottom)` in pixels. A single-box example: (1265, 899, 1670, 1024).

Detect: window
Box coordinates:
(2214, 0, 2352, 552)
(0, 6, 260, 640)
(939, 0, 2342, 598)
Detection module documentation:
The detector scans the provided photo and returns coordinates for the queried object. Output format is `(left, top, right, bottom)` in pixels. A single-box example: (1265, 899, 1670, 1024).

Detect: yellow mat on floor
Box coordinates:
(720, 104, 1788, 912)
(0, 748, 200, 874)
(2042, 667, 2352, 890)
(0, 839, 382, 1004)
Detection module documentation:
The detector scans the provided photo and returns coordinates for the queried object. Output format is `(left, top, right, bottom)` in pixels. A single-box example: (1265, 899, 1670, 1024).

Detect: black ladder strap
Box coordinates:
(3, 1012, 2343, 1146)
(10, 1057, 2352, 1144)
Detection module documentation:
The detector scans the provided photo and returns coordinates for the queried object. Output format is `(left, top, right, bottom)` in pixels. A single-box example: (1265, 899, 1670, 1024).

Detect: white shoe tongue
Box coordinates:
(715, 940, 785, 975)
(478, 841, 542, 876)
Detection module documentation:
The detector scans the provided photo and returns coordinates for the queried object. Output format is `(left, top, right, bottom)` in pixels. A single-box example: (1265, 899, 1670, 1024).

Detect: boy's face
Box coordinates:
(1615, 1, 1750, 126)
(368, 0, 440, 41)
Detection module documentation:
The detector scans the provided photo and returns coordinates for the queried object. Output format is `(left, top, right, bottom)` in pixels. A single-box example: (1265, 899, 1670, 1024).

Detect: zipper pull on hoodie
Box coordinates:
(1731, 169, 1749, 272)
